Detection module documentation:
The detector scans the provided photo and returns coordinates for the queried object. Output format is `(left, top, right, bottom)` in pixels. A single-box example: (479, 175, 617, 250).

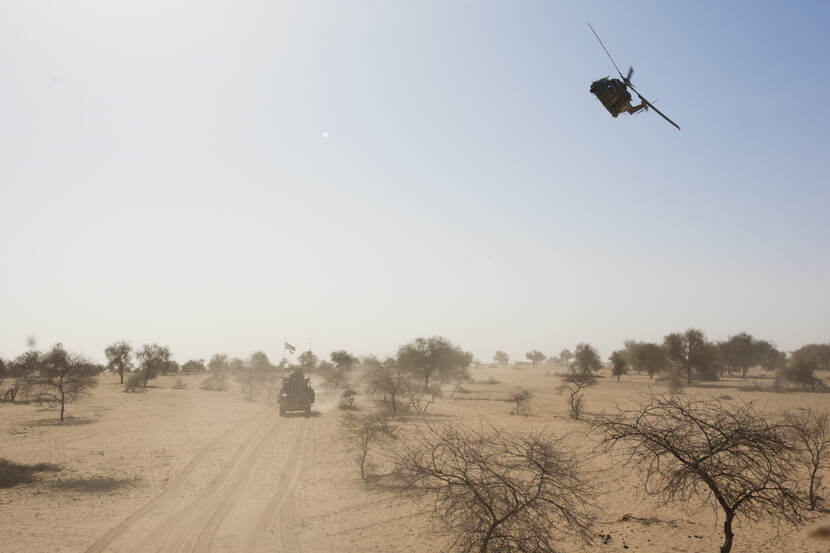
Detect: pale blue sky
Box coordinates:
(1, 1, 828, 364)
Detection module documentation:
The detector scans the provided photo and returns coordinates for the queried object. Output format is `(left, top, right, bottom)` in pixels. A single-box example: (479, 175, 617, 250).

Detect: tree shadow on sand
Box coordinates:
(280, 410, 322, 418)
(25, 416, 95, 426)
(0, 458, 61, 488)
(51, 476, 135, 492)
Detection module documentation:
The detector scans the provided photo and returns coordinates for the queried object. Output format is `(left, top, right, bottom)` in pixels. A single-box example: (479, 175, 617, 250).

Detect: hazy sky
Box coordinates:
(1, 1, 828, 364)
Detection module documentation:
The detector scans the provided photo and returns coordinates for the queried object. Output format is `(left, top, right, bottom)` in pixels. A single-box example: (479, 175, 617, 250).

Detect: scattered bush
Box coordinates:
(173, 377, 187, 390)
(780, 361, 825, 392)
(124, 371, 144, 392)
(200, 371, 227, 391)
(406, 383, 441, 415)
(391, 423, 595, 553)
(784, 408, 830, 510)
(340, 411, 397, 480)
(338, 387, 358, 410)
(510, 389, 531, 416)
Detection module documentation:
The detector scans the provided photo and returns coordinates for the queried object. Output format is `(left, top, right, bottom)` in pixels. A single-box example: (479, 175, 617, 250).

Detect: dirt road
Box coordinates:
(85, 410, 314, 553)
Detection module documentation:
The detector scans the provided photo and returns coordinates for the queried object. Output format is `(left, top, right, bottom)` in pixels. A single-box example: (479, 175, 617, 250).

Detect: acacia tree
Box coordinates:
(524, 350, 545, 367)
(780, 360, 823, 391)
(559, 369, 596, 419)
(719, 332, 759, 377)
(8, 350, 42, 402)
(558, 348, 573, 369)
(236, 352, 272, 400)
(26, 344, 97, 422)
(392, 423, 595, 553)
(623, 341, 645, 374)
(492, 351, 510, 365)
(208, 353, 229, 373)
(639, 342, 667, 379)
(104, 341, 132, 384)
(397, 336, 472, 392)
(510, 389, 531, 416)
(791, 343, 830, 371)
(364, 356, 409, 415)
(297, 350, 319, 372)
(181, 359, 206, 374)
(755, 340, 785, 372)
(323, 350, 358, 393)
(592, 396, 805, 553)
(663, 329, 707, 384)
(573, 343, 601, 375)
(609, 350, 627, 381)
(318, 361, 345, 393)
(785, 408, 830, 510)
(135, 344, 174, 388)
(330, 350, 359, 373)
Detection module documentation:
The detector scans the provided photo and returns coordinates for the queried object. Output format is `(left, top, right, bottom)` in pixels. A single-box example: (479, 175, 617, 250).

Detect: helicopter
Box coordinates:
(588, 23, 680, 130)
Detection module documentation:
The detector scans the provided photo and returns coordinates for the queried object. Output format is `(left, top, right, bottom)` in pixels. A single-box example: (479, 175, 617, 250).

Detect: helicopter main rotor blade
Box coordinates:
(628, 83, 680, 130)
(588, 23, 625, 80)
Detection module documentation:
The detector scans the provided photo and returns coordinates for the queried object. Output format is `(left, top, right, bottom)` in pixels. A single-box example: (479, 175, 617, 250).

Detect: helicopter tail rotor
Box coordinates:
(625, 66, 633, 84)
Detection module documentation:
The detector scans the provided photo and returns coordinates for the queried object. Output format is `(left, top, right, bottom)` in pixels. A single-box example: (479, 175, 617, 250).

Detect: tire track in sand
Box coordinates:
(129, 412, 285, 553)
(279, 489, 304, 553)
(243, 419, 312, 553)
(84, 409, 268, 553)
(187, 416, 290, 553)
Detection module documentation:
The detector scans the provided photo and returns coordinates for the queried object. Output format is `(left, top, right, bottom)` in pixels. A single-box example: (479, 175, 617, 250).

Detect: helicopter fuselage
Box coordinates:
(589, 77, 635, 117)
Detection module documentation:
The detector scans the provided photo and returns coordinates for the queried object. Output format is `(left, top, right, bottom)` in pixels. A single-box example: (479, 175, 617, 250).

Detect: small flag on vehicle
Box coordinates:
(284, 341, 296, 353)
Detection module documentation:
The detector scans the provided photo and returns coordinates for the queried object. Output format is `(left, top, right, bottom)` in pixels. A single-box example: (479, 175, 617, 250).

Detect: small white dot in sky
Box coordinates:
(322, 131, 329, 139)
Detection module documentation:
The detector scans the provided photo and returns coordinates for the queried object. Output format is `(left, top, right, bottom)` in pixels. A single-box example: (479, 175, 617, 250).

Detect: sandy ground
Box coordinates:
(1, 368, 829, 553)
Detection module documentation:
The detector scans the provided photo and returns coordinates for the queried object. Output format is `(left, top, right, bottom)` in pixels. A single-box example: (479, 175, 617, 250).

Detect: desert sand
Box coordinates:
(2, 367, 829, 553)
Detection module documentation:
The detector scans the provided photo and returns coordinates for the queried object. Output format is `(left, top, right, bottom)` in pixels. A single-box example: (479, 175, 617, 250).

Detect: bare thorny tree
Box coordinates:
(339, 411, 398, 480)
(509, 389, 531, 416)
(592, 396, 806, 553)
(558, 370, 595, 419)
(784, 408, 830, 510)
(390, 423, 595, 553)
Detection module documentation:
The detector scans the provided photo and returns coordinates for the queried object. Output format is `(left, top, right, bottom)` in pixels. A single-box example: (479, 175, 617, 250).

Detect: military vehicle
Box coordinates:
(279, 367, 315, 416)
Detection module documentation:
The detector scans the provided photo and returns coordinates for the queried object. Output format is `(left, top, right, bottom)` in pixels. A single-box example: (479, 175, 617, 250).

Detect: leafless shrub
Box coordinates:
(173, 377, 187, 390)
(448, 378, 470, 398)
(509, 389, 531, 416)
(338, 386, 358, 410)
(390, 423, 595, 553)
(592, 395, 806, 553)
(558, 370, 596, 419)
(483, 377, 500, 385)
(784, 408, 830, 510)
(339, 411, 397, 480)
(407, 383, 442, 415)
